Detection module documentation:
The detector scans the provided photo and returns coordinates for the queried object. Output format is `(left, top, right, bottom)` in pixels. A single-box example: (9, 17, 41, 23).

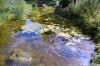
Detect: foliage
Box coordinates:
(54, 0, 100, 39)
(0, 0, 99, 65)
(0, 0, 8, 10)
(90, 43, 100, 65)
(11, 0, 32, 20)
(0, 0, 13, 25)
(42, 5, 54, 15)
(25, 0, 36, 6)
(55, 0, 100, 17)
(0, 0, 32, 22)
(96, 33, 100, 42)
(29, 5, 54, 21)
(0, 11, 13, 24)
(29, 7, 40, 21)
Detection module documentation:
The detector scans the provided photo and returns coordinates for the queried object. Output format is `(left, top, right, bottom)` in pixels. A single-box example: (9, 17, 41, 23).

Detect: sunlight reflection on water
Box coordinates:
(4, 19, 95, 66)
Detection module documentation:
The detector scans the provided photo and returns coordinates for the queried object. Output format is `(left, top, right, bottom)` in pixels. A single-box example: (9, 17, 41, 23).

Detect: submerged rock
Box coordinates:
(5, 19, 95, 66)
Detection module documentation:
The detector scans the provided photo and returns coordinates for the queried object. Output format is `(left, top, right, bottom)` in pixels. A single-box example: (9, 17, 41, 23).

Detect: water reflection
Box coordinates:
(4, 19, 95, 66)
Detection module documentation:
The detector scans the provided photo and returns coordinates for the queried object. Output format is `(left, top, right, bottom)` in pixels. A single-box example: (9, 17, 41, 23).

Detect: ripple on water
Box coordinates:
(3, 19, 95, 66)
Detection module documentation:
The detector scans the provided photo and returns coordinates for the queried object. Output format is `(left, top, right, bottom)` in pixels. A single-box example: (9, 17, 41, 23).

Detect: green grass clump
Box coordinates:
(0, 0, 32, 25)
(13, 0, 32, 20)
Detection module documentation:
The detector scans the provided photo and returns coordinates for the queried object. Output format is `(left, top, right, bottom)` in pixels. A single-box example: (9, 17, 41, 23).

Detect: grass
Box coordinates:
(0, 20, 24, 47)
(0, 3, 99, 66)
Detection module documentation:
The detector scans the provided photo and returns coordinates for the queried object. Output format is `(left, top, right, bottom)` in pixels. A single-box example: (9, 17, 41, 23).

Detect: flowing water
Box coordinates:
(0, 19, 95, 66)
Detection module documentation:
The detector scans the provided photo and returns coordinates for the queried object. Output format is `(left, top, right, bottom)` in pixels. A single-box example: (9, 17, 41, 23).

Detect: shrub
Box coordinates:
(0, 0, 32, 21)
(54, 0, 100, 39)
(0, 0, 13, 24)
(55, 0, 100, 18)
(30, 8, 40, 21)
(0, 0, 8, 10)
(25, 0, 36, 6)
(12, 0, 32, 20)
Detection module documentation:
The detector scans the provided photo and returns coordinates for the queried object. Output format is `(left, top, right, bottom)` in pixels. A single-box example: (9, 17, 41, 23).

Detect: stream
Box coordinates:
(0, 19, 95, 66)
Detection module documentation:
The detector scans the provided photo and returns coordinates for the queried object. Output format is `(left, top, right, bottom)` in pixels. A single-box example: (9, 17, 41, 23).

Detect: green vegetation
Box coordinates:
(0, 0, 100, 66)
(0, 0, 32, 24)
(55, 0, 100, 41)
(13, 0, 32, 20)
(54, 0, 100, 65)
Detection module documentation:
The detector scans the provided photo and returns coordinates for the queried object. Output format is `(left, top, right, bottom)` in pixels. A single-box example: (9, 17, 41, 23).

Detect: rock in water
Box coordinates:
(5, 19, 95, 66)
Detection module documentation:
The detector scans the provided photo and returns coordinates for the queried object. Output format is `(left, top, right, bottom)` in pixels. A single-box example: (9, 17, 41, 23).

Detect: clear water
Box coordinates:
(1, 19, 95, 66)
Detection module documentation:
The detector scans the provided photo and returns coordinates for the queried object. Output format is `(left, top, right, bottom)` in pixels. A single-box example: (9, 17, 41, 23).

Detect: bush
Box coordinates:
(55, 0, 100, 18)
(54, 0, 100, 39)
(0, 0, 32, 22)
(12, 0, 32, 20)
(0, 0, 13, 24)
(30, 7, 40, 21)
(0, 0, 8, 10)
(25, 0, 36, 6)
(0, 11, 13, 25)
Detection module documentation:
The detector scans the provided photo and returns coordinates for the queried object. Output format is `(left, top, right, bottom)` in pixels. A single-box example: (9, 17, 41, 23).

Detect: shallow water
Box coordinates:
(0, 20, 95, 66)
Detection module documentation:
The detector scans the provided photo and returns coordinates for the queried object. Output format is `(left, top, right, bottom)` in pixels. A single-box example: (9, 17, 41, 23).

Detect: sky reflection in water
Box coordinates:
(5, 19, 95, 66)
